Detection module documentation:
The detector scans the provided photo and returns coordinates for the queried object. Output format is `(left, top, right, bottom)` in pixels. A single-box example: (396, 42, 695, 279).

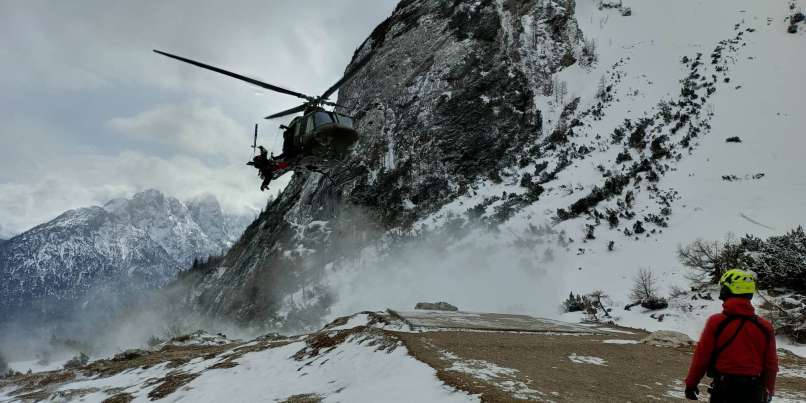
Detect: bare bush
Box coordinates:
(630, 268, 660, 302)
(630, 269, 669, 310)
(677, 239, 731, 285)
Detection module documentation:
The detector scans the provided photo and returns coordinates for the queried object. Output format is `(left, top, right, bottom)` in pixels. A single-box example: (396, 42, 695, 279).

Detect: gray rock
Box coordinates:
(112, 349, 150, 361)
(415, 302, 459, 311)
(640, 330, 694, 348)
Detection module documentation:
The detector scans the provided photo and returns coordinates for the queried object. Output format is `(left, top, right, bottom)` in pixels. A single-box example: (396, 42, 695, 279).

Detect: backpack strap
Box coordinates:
(708, 315, 745, 376)
(707, 314, 772, 377)
(746, 315, 773, 378)
(745, 315, 771, 345)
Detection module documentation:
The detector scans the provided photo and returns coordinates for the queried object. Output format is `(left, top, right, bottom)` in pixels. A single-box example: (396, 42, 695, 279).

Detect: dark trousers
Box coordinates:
(709, 375, 767, 403)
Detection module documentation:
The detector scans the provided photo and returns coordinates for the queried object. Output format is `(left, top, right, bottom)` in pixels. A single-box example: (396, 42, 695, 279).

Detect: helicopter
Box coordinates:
(153, 49, 371, 187)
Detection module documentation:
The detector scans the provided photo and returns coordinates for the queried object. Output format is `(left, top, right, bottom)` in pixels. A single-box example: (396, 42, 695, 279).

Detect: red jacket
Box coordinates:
(685, 298, 778, 393)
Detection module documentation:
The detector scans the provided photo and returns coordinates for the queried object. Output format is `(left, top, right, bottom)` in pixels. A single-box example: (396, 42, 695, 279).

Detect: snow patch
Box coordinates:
(568, 353, 608, 366)
(602, 339, 640, 345)
(446, 358, 544, 400)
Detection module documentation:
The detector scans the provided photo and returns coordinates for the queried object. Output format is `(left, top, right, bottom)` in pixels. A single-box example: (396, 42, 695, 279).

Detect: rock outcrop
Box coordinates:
(180, 0, 584, 330)
(640, 330, 694, 348)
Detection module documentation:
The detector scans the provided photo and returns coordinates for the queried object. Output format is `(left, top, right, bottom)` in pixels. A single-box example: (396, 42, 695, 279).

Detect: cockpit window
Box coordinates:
(335, 114, 354, 128)
(314, 111, 333, 128)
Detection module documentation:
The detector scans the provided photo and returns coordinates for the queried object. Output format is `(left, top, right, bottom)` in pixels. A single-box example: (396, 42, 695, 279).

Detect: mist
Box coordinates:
(322, 217, 569, 320)
(1, 204, 569, 369)
(0, 274, 257, 369)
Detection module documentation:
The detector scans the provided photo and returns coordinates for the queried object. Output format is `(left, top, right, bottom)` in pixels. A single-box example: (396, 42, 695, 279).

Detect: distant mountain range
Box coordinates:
(0, 189, 253, 320)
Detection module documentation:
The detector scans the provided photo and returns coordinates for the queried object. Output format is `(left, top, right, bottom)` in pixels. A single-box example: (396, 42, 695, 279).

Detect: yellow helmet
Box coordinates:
(719, 269, 756, 295)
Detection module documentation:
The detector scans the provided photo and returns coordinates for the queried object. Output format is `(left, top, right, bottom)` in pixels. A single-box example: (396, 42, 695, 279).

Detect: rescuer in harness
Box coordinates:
(685, 269, 778, 402)
(246, 146, 290, 191)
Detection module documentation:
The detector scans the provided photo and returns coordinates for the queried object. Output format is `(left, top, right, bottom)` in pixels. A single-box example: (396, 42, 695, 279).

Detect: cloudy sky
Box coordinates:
(0, 0, 397, 238)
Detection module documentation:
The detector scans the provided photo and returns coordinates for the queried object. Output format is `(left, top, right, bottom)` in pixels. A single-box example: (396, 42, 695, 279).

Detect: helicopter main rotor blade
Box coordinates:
(154, 50, 312, 101)
(265, 104, 308, 120)
(322, 101, 347, 108)
(320, 52, 373, 100)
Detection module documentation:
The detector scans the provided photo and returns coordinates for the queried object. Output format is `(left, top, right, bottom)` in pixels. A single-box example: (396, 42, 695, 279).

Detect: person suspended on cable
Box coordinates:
(684, 269, 778, 403)
(247, 145, 290, 191)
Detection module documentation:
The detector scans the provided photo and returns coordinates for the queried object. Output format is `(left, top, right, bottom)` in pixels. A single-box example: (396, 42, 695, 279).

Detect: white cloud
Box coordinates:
(0, 150, 290, 237)
(0, 1, 398, 114)
(108, 100, 247, 161)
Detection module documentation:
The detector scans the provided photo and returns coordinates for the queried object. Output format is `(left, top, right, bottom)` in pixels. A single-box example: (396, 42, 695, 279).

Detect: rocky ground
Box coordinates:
(2, 310, 805, 402)
(397, 329, 806, 402)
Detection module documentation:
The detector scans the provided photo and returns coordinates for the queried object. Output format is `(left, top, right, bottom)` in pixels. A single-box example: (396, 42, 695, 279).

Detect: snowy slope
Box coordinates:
(0, 326, 476, 403)
(535, 0, 806, 347)
(321, 0, 806, 345)
(535, 0, 806, 307)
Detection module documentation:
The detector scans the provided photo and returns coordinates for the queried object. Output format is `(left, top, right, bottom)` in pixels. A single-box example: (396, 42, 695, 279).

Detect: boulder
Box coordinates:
(112, 349, 150, 361)
(640, 330, 694, 348)
(415, 302, 459, 311)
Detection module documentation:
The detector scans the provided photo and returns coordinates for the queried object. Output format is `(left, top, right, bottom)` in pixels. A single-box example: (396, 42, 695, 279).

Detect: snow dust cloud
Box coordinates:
(0, 278, 252, 367)
(322, 217, 569, 319)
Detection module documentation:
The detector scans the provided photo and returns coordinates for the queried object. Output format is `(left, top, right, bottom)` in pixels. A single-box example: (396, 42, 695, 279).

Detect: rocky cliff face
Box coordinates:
(0, 190, 250, 320)
(180, 0, 584, 330)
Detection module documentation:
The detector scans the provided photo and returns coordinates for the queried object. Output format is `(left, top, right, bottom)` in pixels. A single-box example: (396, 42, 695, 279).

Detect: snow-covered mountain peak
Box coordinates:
(99, 189, 228, 264)
(37, 206, 110, 231)
(186, 193, 230, 246)
(0, 190, 252, 322)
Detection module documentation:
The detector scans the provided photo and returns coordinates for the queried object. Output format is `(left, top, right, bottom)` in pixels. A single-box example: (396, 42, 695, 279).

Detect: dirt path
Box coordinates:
(395, 329, 806, 402)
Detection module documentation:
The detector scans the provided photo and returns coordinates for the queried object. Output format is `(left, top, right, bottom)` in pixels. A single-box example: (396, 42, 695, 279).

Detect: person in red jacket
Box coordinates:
(246, 146, 291, 191)
(685, 269, 778, 402)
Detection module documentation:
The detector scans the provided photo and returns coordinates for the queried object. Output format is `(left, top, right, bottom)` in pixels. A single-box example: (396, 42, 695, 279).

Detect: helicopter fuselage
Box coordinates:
(284, 108, 358, 162)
